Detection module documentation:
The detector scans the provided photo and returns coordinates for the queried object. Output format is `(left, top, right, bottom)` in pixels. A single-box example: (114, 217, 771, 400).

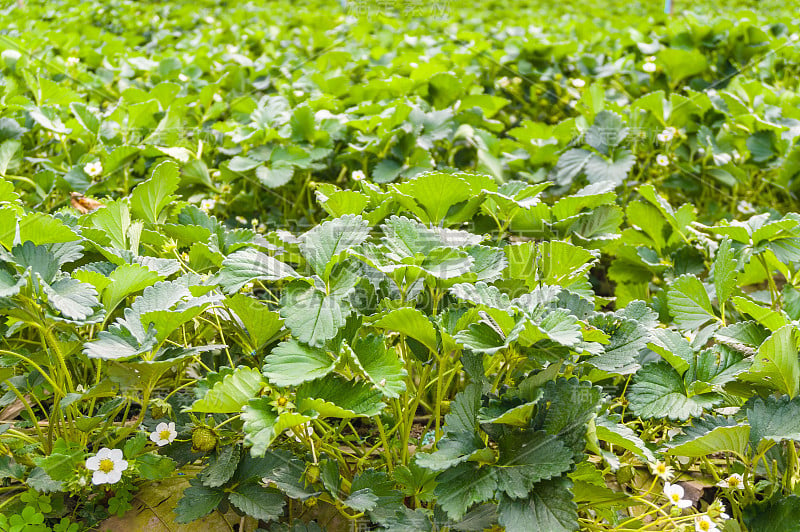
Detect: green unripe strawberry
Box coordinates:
(304, 464, 320, 484)
(191, 426, 218, 452)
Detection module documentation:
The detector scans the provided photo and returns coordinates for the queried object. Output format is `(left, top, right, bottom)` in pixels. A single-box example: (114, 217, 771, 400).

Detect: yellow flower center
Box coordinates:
(671, 494, 680, 502)
(159, 430, 171, 440)
(728, 476, 740, 487)
(277, 397, 288, 406)
(699, 520, 710, 531)
(99, 459, 115, 473)
(657, 464, 666, 474)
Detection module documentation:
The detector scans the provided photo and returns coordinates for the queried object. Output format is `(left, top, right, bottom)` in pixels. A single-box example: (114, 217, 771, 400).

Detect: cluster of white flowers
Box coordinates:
(643, 56, 657, 73)
(654, 468, 732, 532)
(84, 423, 179, 486)
(66, 56, 80, 66)
(83, 161, 103, 177)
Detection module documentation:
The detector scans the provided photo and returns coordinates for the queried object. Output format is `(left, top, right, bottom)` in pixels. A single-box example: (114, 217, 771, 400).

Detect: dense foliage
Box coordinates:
(1, 0, 800, 530)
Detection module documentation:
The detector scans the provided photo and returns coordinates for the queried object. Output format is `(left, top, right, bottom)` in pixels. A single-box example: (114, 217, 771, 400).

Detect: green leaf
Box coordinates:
(350, 335, 407, 398)
(18, 212, 79, 245)
(242, 399, 312, 456)
(374, 307, 438, 353)
(450, 282, 511, 310)
(90, 199, 130, 250)
(174, 478, 225, 523)
(13, 241, 58, 282)
(343, 489, 379, 512)
(130, 160, 181, 224)
(555, 148, 593, 186)
(200, 445, 241, 488)
(299, 214, 369, 278)
(280, 281, 350, 347)
(415, 432, 486, 471)
(542, 378, 602, 454)
(263, 339, 336, 387)
(0, 140, 20, 176)
(478, 398, 540, 427)
(41, 277, 100, 321)
(256, 161, 294, 188)
(637, 184, 687, 239)
(732, 296, 789, 332)
(187, 366, 264, 413)
(741, 325, 799, 398)
(744, 495, 800, 532)
(714, 238, 738, 306)
(434, 462, 497, 520)
(32, 438, 83, 481)
(658, 48, 708, 81)
(584, 151, 635, 186)
(648, 328, 694, 374)
(317, 188, 368, 218)
(224, 294, 284, 351)
(83, 323, 157, 360)
(667, 275, 718, 329)
(217, 248, 298, 293)
(102, 263, 161, 312)
(629, 362, 719, 421)
(399, 172, 472, 224)
(497, 477, 578, 532)
(296, 376, 385, 418)
(747, 395, 800, 446)
(228, 482, 285, 522)
(540, 241, 597, 290)
(663, 416, 749, 457)
(494, 430, 573, 498)
(586, 312, 651, 373)
(438, 384, 481, 438)
(594, 416, 655, 462)
(0, 269, 25, 298)
(137, 454, 177, 480)
(585, 111, 628, 155)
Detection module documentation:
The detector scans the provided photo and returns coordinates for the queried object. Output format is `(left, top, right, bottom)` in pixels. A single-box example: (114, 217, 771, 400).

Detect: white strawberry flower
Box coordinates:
(352, 170, 366, 181)
(85, 447, 128, 485)
(571, 78, 585, 88)
(649, 460, 674, 481)
(149, 422, 177, 447)
(83, 161, 103, 177)
(663, 482, 693, 508)
(695, 515, 718, 532)
(657, 127, 676, 143)
(643, 61, 657, 73)
(200, 198, 216, 212)
(717, 473, 744, 490)
(656, 154, 670, 166)
(66, 56, 80, 66)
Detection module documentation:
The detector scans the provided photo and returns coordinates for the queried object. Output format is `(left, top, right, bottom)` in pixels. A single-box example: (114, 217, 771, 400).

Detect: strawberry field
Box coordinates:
(1, 0, 800, 530)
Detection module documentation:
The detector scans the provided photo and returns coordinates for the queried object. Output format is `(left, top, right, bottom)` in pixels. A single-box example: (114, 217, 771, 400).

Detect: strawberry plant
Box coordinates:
(2, 0, 800, 530)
